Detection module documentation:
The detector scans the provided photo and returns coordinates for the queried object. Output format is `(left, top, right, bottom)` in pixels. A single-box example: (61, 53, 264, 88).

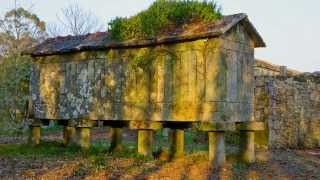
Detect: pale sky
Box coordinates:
(1, 0, 319, 72)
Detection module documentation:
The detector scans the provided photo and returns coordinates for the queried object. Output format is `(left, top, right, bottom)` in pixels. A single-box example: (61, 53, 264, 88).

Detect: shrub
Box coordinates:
(108, 0, 222, 40)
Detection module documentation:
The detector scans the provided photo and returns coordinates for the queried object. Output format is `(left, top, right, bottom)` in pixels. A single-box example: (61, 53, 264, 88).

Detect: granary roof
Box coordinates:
(27, 13, 266, 56)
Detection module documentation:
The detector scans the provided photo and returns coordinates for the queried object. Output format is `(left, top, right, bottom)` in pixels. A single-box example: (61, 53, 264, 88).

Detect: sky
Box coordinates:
(0, 0, 319, 72)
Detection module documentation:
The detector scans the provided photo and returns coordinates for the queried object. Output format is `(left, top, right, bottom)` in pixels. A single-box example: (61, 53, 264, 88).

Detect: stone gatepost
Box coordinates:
(236, 121, 265, 163)
(29, 119, 42, 145)
(198, 122, 235, 167)
(129, 121, 162, 157)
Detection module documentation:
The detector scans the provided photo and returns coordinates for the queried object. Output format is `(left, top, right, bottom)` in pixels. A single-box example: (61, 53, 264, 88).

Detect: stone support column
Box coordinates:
(30, 125, 41, 145)
(198, 122, 235, 167)
(169, 129, 185, 159)
(63, 126, 76, 146)
(129, 121, 162, 157)
(208, 131, 226, 166)
(138, 130, 153, 156)
(236, 121, 265, 163)
(77, 127, 91, 150)
(109, 128, 123, 152)
(29, 119, 42, 145)
(239, 131, 255, 163)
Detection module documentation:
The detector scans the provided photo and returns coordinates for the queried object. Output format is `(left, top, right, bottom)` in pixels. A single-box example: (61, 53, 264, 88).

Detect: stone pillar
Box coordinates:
(138, 130, 153, 156)
(236, 121, 264, 163)
(29, 125, 41, 145)
(280, 66, 288, 76)
(240, 131, 255, 163)
(63, 126, 76, 146)
(208, 132, 216, 161)
(77, 127, 91, 150)
(109, 128, 123, 152)
(169, 129, 185, 159)
(129, 121, 162, 157)
(208, 131, 226, 166)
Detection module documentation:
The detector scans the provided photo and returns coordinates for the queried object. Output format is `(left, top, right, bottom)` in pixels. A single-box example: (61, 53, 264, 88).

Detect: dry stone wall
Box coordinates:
(254, 72, 320, 148)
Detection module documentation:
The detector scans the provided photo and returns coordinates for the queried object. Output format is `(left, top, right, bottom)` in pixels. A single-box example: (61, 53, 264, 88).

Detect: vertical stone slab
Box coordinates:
(169, 129, 185, 159)
(77, 127, 91, 150)
(29, 126, 41, 145)
(63, 126, 76, 146)
(240, 131, 255, 163)
(109, 128, 123, 152)
(138, 130, 153, 157)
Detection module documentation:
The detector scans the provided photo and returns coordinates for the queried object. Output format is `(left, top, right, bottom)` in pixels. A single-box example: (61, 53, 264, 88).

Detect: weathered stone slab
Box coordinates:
(197, 122, 235, 132)
(236, 121, 265, 131)
(129, 121, 162, 130)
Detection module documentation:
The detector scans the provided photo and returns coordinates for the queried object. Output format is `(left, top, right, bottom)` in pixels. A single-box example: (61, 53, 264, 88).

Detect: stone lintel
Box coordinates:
(129, 121, 162, 130)
(236, 121, 265, 131)
(197, 122, 235, 132)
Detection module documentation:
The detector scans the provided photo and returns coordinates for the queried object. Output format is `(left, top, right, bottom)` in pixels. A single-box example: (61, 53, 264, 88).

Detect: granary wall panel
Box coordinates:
(31, 35, 255, 123)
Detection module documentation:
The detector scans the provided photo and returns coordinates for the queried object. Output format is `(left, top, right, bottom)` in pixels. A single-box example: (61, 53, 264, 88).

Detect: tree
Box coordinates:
(48, 3, 103, 37)
(0, 7, 46, 134)
(0, 7, 46, 56)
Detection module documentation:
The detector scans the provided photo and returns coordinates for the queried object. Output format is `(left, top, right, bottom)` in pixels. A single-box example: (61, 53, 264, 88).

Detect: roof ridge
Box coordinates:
(26, 13, 265, 56)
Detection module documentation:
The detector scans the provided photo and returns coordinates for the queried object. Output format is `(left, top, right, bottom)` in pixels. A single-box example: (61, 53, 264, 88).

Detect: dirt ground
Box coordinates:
(0, 128, 319, 180)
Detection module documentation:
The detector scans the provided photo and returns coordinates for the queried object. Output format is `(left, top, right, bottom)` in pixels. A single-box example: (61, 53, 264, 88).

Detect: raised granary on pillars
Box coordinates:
(25, 13, 265, 165)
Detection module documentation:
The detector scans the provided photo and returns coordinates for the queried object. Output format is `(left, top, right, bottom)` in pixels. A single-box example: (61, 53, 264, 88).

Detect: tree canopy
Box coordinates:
(0, 7, 46, 56)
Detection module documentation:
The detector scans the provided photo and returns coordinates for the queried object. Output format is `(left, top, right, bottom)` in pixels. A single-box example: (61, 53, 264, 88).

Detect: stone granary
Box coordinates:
(26, 13, 265, 166)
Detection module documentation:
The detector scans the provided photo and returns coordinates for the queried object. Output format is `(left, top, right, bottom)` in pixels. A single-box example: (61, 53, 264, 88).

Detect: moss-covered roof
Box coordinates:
(28, 13, 265, 56)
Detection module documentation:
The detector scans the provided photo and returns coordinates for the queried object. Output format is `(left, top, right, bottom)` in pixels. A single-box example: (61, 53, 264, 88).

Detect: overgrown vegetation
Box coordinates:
(0, 7, 46, 134)
(108, 0, 222, 40)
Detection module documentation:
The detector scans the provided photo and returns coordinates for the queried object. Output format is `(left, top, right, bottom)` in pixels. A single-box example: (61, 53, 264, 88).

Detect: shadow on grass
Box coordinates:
(0, 140, 112, 158)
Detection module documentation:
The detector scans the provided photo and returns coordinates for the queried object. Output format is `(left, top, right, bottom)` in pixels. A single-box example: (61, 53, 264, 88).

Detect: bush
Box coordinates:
(0, 55, 31, 134)
(108, 0, 222, 40)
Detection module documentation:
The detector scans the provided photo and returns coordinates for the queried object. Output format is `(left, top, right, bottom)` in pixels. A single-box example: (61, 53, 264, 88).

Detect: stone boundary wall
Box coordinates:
(254, 59, 300, 77)
(254, 73, 320, 148)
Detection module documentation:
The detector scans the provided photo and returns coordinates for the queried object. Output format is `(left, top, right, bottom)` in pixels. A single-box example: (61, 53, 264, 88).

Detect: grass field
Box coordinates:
(0, 127, 319, 179)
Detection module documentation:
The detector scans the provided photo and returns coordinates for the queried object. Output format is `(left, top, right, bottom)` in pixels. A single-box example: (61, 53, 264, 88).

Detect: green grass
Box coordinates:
(0, 139, 155, 161)
(0, 141, 79, 157)
(41, 125, 63, 134)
